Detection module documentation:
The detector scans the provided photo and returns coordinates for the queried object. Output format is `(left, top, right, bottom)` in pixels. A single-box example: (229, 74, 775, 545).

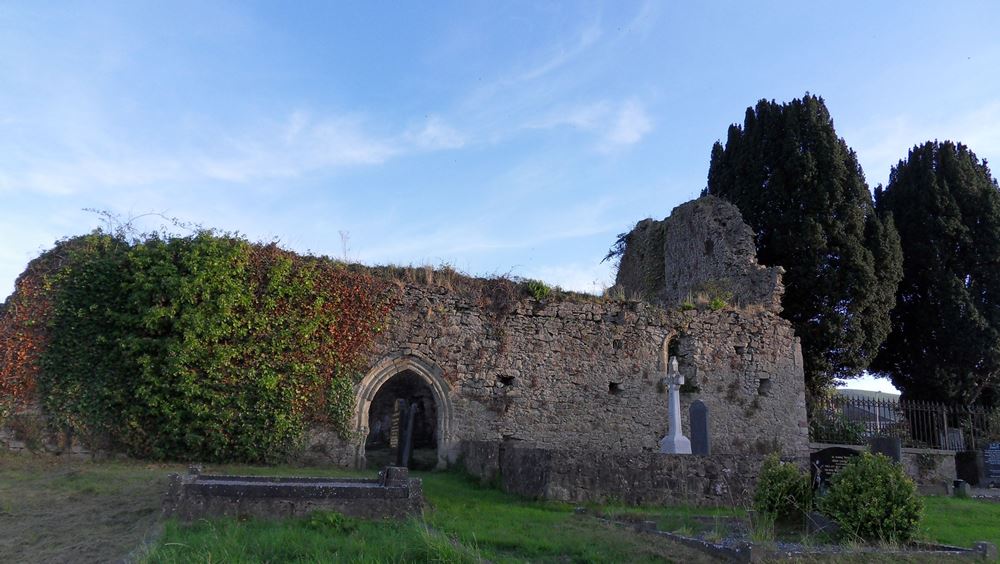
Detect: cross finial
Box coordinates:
(667, 357, 684, 386)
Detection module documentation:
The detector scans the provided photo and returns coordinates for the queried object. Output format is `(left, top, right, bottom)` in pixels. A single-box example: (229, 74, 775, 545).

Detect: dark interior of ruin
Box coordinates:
(365, 370, 438, 469)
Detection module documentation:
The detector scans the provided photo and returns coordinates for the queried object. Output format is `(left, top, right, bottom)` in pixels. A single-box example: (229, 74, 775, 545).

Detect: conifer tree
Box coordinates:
(705, 94, 902, 397)
(872, 141, 1000, 406)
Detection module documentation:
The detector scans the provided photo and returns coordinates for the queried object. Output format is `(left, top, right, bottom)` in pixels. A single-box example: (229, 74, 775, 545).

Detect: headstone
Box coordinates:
(940, 428, 966, 451)
(955, 450, 983, 486)
(399, 402, 417, 468)
(985, 442, 1000, 488)
(810, 446, 861, 490)
(690, 400, 710, 455)
(389, 399, 404, 450)
(659, 358, 692, 454)
(953, 479, 972, 497)
(869, 437, 902, 462)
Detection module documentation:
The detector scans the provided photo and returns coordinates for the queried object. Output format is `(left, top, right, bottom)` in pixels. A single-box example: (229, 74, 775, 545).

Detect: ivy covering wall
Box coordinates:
(0, 230, 398, 463)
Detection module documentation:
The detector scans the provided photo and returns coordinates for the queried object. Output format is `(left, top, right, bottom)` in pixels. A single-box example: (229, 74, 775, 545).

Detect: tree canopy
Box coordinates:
(872, 141, 1000, 406)
(705, 94, 902, 397)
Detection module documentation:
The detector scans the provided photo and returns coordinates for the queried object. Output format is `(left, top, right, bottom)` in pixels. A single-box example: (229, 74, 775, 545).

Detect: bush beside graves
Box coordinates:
(752, 454, 812, 520)
(818, 452, 923, 542)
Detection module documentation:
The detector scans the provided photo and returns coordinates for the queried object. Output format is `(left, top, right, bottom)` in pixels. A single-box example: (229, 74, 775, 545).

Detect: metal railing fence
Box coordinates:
(809, 395, 999, 451)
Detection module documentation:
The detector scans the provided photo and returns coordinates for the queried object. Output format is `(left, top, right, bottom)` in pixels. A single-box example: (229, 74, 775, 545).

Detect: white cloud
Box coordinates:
(513, 21, 604, 83)
(523, 262, 616, 295)
(846, 101, 1000, 187)
(0, 110, 469, 194)
(523, 98, 653, 151)
(605, 99, 652, 147)
(526, 101, 612, 131)
(405, 116, 467, 151)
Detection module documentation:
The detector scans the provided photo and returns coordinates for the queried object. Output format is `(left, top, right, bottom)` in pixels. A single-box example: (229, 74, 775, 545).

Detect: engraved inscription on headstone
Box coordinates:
(690, 400, 710, 455)
(985, 442, 1000, 486)
(810, 446, 862, 489)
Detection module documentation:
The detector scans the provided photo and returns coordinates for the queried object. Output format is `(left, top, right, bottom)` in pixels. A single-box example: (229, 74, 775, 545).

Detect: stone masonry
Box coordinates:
(305, 280, 809, 469)
(2, 196, 811, 484)
(295, 196, 810, 470)
(615, 196, 784, 312)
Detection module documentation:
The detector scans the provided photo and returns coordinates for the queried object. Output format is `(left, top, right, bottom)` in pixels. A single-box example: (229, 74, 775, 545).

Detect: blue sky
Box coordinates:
(3, 2, 999, 392)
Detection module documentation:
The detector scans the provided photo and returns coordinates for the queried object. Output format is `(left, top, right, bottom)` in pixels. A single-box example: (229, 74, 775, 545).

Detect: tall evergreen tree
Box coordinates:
(705, 94, 902, 397)
(872, 141, 1000, 406)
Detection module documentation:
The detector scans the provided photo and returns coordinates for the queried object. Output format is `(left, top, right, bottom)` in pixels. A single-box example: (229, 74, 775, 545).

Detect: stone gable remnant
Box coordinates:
(614, 195, 784, 312)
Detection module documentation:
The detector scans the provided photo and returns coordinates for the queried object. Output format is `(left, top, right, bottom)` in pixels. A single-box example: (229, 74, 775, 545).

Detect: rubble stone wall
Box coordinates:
(459, 440, 772, 506)
(615, 196, 784, 312)
(306, 281, 810, 468)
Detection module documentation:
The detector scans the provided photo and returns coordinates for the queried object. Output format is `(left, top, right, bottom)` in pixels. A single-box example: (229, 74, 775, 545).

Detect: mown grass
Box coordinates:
(146, 470, 711, 563)
(0, 453, 182, 563)
(5, 452, 999, 563)
(919, 496, 1000, 548)
(148, 514, 485, 564)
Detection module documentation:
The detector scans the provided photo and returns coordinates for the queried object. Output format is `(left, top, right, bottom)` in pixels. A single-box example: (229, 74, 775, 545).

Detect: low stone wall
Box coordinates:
(162, 466, 422, 521)
(808, 443, 956, 491)
(0, 410, 100, 459)
(460, 440, 775, 507)
(902, 447, 957, 492)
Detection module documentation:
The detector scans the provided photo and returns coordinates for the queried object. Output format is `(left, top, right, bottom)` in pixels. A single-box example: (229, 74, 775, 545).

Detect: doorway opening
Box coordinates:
(364, 369, 438, 470)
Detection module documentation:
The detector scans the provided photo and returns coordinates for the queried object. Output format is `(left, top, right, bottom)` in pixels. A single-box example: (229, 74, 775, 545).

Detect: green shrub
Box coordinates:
(37, 231, 397, 463)
(524, 279, 552, 300)
(753, 454, 812, 520)
(817, 452, 923, 543)
(808, 407, 867, 445)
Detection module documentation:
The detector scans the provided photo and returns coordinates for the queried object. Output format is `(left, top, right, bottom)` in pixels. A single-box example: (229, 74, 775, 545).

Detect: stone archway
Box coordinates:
(354, 353, 453, 469)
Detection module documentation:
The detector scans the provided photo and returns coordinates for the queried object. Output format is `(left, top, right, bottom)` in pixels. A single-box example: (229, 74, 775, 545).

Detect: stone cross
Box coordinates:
(659, 357, 692, 454)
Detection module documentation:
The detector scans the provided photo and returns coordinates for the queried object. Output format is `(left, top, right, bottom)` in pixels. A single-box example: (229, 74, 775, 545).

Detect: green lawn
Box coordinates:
(920, 496, 1000, 548)
(146, 470, 712, 563)
(4, 452, 999, 563)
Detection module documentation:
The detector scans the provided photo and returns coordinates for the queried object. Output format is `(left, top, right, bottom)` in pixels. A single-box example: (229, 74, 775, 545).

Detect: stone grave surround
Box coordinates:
(303, 282, 809, 469)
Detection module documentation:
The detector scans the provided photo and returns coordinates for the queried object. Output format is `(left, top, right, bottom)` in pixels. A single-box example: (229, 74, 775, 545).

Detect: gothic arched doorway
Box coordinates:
(364, 370, 438, 469)
(355, 354, 453, 469)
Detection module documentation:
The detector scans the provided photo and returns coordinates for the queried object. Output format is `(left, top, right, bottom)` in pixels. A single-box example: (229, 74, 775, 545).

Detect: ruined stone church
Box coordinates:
(309, 196, 809, 504)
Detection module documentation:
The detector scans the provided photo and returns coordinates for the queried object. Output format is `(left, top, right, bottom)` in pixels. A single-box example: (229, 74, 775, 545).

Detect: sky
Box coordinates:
(3, 1, 999, 393)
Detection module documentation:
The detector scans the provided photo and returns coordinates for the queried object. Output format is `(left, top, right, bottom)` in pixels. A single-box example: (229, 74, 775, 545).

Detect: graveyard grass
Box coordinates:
(919, 496, 1000, 549)
(2, 453, 1000, 563)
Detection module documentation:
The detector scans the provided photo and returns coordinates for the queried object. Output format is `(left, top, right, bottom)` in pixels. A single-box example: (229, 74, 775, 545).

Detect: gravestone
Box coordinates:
(941, 428, 966, 451)
(986, 442, 1000, 487)
(810, 446, 861, 490)
(398, 402, 417, 468)
(389, 399, 404, 450)
(689, 400, 710, 455)
(869, 437, 902, 462)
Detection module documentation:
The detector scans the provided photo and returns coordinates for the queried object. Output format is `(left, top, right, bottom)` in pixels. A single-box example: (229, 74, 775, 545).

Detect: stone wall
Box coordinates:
(1, 283, 809, 467)
(0, 409, 98, 459)
(460, 440, 771, 506)
(615, 196, 784, 312)
(902, 447, 957, 492)
(308, 278, 810, 468)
